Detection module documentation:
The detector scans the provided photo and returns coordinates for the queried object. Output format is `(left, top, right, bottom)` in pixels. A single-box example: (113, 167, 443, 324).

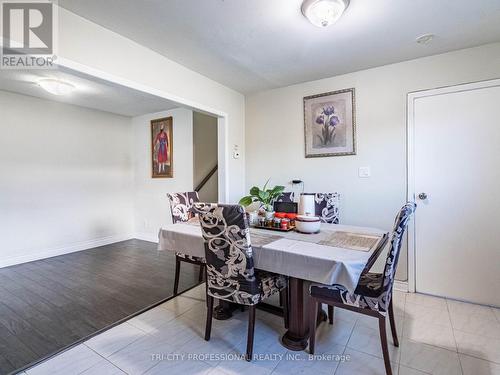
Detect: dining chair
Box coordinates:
(194, 202, 288, 361)
(305, 192, 341, 322)
(276, 192, 295, 203)
(308, 192, 340, 224)
(307, 202, 416, 375)
(167, 192, 205, 295)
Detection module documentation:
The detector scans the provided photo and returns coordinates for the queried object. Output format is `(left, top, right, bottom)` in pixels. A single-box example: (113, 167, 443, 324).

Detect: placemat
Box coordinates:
(319, 231, 383, 252)
(249, 230, 283, 247)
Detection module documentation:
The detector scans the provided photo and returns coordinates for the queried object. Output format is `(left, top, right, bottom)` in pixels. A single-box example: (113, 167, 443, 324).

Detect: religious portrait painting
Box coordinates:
(151, 117, 173, 178)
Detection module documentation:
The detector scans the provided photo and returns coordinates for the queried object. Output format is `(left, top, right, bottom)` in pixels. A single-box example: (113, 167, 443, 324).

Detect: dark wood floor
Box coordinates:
(0, 239, 200, 375)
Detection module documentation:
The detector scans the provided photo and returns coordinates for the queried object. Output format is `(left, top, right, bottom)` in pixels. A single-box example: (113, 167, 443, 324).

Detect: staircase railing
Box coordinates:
(195, 164, 218, 193)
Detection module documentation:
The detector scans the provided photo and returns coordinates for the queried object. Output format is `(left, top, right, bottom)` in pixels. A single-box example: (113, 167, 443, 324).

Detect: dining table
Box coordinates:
(158, 220, 389, 351)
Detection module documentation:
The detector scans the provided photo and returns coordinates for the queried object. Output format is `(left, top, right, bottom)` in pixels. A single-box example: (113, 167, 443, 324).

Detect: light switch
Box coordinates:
(359, 167, 371, 178)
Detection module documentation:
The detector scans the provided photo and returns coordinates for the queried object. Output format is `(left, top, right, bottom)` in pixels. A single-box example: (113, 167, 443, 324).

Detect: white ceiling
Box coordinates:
(0, 67, 180, 117)
(59, 0, 500, 94)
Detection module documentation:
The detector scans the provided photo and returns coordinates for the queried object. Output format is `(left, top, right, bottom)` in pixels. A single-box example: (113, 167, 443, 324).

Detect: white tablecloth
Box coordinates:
(158, 223, 388, 293)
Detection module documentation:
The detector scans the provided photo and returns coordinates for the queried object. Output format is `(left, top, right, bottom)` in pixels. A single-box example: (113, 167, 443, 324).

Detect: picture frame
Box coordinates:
(151, 117, 173, 178)
(304, 88, 356, 158)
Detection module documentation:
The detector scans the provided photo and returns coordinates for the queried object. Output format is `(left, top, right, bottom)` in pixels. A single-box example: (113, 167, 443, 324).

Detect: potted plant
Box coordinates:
(239, 180, 285, 219)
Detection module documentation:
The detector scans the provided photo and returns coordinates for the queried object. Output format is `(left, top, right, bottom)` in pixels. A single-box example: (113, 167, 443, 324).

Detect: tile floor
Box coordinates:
(22, 285, 500, 375)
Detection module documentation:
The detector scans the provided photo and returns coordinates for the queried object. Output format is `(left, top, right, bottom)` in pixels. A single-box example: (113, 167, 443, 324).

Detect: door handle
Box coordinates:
(418, 192, 428, 200)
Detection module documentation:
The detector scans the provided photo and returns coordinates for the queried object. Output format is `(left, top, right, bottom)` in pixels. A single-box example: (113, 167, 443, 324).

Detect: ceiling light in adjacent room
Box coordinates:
(38, 78, 76, 95)
(301, 0, 349, 28)
(416, 34, 435, 45)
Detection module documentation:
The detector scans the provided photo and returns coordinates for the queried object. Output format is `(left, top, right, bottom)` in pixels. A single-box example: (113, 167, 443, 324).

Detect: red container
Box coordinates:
(281, 218, 290, 230)
(285, 213, 297, 227)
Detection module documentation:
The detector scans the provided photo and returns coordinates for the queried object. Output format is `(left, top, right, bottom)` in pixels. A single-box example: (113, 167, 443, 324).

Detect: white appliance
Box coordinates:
(298, 193, 315, 216)
(295, 215, 321, 233)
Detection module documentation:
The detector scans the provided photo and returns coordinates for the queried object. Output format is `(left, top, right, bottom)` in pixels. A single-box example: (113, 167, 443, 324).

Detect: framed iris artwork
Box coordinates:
(151, 117, 173, 178)
(303, 88, 356, 158)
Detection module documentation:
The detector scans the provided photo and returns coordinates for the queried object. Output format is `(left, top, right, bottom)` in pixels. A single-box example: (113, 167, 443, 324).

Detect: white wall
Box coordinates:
(193, 112, 218, 202)
(0, 90, 134, 267)
(0, 6, 247, 266)
(245, 43, 500, 280)
(57, 7, 246, 203)
(132, 108, 193, 241)
(0, 95, 199, 264)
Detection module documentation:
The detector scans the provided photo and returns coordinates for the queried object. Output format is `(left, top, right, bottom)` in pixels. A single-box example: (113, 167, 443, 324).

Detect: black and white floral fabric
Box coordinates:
(167, 192, 200, 224)
(311, 193, 340, 224)
(309, 202, 416, 314)
(194, 203, 287, 305)
(167, 191, 205, 262)
(174, 252, 204, 261)
(275, 192, 295, 203)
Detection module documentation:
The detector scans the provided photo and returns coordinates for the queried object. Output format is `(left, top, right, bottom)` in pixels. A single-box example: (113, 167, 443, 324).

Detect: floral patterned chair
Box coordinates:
(194, 203, 288, 361)
(301, 192, 341, 321)
(275, 192, 295, 203)
(309, 192, 340, 224)
(308, 202, 416, 375)
(167, 192, 205, 295)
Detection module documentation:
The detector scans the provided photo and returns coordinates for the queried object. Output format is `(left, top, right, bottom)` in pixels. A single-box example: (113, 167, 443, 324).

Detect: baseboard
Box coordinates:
(133, 232, 159, 243)
(394, 280, 409, 292)
(0, 234, 135, 269)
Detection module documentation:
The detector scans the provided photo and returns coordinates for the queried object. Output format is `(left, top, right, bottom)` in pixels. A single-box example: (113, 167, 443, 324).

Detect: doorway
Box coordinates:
(407, 79, 500, 307)
(193, 112, 219, 202)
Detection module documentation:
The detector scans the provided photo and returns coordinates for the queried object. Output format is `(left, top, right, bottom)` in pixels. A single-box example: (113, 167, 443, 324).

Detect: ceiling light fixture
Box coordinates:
(301, 0, 349, 28)
(416, 34, 435, 45)
(38, 78, 76, 95)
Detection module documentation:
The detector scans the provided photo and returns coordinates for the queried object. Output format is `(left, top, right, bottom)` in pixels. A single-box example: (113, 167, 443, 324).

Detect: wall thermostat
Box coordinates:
(232, 144, 241, 159)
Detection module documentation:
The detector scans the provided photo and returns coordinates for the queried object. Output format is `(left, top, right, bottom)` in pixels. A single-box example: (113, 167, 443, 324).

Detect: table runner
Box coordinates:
(158, 223, 388, 293)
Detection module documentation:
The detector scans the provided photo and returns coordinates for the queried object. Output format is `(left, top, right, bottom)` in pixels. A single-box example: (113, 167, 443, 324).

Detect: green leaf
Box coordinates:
(249, 186, 260, 196)
(245, 182, 285, 206)
(262, 178, 270, 192)
(270, 185, 285, 195)
(258, 190, 270, 204)
(239, 196, 254, 206)
(268, 187, 284, 201)
(263, 204, 273, 212)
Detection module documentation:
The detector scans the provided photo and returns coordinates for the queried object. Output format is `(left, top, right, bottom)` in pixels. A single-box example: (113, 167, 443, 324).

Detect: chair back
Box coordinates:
(311, 193, 340, 224)
(167, 192, 199, 223)
(193, 203, 261, 305)
(275, 192, 295, 203)
(381, 202, 416, 295)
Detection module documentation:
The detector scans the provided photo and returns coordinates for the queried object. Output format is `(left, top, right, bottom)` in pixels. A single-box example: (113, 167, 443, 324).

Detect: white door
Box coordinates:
(409, 80, 500, 307)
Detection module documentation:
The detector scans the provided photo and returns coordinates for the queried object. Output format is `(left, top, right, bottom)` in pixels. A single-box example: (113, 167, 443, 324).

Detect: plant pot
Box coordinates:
(247, 211, 259, 225)
(264, 211, 275, 220)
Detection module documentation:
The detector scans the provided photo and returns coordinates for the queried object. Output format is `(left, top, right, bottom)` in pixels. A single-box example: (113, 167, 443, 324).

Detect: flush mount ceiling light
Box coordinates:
(416, 34, 435, 45)
(38, 78, 76, 95)
(301, 0, 349, 28)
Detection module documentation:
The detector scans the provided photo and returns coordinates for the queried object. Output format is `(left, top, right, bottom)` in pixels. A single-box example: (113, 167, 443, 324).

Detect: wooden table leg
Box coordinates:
(213, 299, 286, 321)
(281, 277, 327, 351)
(281, 277, 309, 351)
